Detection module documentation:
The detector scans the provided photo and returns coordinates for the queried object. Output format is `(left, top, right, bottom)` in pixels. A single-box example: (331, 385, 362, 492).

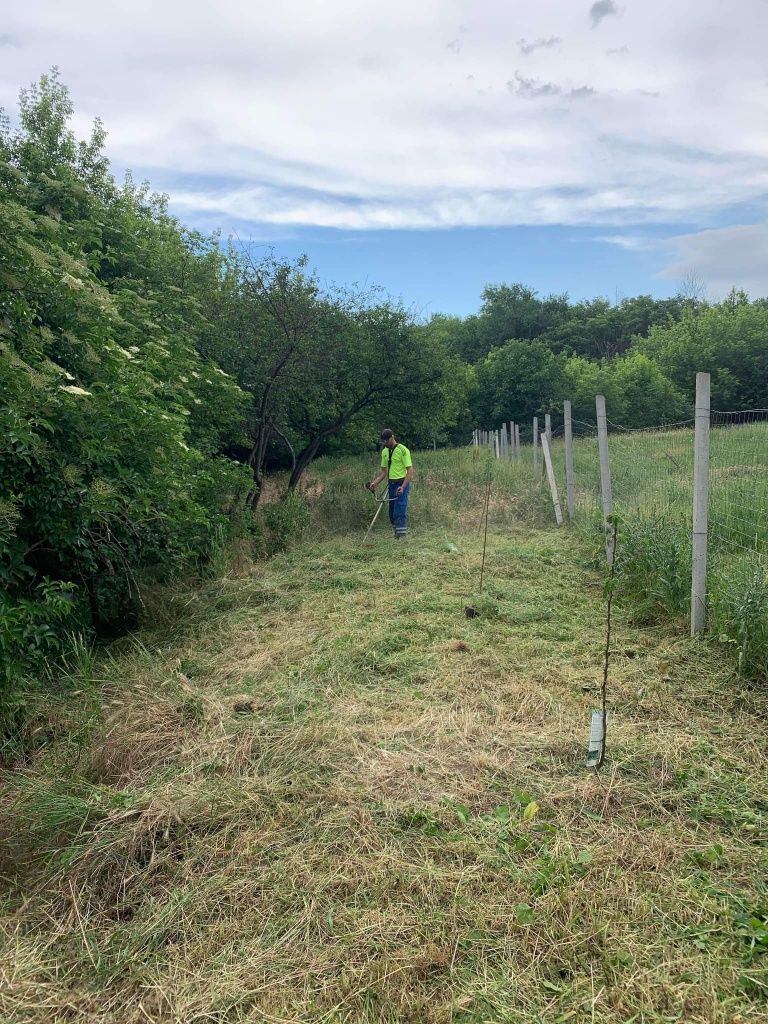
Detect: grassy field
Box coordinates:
(545, 421, 768, 552)
(546, 422, 768, 680)
(1, 450, 766, 1023)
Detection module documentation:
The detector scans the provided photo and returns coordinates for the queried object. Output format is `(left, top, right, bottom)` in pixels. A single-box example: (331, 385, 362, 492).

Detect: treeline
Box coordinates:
(428, 283, 768, 434)
(2, 72, 767, 713)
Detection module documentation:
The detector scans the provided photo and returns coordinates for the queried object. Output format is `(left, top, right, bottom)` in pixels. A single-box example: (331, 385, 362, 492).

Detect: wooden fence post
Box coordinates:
(691, 372, 711, 636)
(541, 433, 564, 526)
(595, 395, 614, 564)
(563, 400, 576, 523)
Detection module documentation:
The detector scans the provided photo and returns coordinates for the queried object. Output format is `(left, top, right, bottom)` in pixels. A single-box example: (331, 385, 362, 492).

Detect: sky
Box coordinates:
(2, 0, 768, 316)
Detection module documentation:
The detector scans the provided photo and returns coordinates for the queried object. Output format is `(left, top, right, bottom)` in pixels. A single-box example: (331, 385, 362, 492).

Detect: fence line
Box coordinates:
(475, 374, 766, 644)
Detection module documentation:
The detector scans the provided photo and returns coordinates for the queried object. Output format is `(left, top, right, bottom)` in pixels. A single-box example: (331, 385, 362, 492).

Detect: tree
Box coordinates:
(561, 353, 689, 426)
(205, 250, 334, 503)
(472, 339, 566, 433)
(634, 298, 768, 408)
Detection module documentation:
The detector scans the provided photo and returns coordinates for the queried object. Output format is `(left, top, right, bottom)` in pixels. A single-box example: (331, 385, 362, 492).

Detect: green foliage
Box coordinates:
(614, 514, 692, 624)
(258, 493, 312, 556)
(0, 71, 252, 712)
(472, 341, 689, 433)
(710, 561, 768, 684)
(564, 351, 690, 426)
(635, 296, 768, 409)
(473, 339, 565, 432)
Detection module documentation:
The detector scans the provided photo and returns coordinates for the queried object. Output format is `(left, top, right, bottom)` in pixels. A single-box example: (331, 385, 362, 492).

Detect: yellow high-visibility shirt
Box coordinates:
(380, 443, 412, 480)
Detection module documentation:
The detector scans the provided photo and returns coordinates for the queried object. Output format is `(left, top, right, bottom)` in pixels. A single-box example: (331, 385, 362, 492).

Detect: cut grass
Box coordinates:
(0, 449, 766, 1023)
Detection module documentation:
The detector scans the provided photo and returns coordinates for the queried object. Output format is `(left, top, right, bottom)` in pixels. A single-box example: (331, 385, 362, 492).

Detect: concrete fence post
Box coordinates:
(595, 394, 614, 564)
(533, 416, 539, 472)
(514, 423, 520, 460)
(564, 399, 576, 523)
(541, 433, 564, 526)
(691, 372, 711, 636)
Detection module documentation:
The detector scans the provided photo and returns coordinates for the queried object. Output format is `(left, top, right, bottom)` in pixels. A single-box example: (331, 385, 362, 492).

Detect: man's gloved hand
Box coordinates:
(366, 481, 375, 493)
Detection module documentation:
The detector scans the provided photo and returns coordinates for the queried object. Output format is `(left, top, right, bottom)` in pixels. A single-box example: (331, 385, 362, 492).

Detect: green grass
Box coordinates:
(0, 448, 766, 1023)
(545, 422, 768, 681)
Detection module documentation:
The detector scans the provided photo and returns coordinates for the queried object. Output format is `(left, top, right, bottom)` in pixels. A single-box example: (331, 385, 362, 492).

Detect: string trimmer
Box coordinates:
(361, 488, 396, 547)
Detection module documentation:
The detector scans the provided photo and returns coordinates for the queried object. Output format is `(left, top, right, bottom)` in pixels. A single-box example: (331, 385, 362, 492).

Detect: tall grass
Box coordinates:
(308, 447, 555, 537)
(546, 422, 767, 684)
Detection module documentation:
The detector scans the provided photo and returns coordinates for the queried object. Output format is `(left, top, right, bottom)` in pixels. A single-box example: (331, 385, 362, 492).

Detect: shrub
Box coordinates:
(259, 493, 312, 556)
(0, 72, 253, 721)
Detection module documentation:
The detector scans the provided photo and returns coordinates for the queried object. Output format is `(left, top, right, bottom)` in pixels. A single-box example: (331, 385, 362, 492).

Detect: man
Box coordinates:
(366, 428, 413, 538)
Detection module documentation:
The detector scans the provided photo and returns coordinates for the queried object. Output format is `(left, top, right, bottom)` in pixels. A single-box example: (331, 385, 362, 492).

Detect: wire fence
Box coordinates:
(474, 384, 767, 663)
(710, 409, 768, 560)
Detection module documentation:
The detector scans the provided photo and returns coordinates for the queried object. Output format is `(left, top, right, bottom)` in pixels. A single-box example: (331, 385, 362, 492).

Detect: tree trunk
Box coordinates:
(287, 436, 322, 491)
(246, 421, 273, 508)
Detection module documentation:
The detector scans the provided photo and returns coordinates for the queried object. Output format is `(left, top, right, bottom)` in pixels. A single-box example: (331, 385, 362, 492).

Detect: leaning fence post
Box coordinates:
(543, 413, 552, 477)
(595, 394, 614, 563)
(541, 433, 564, 526)
(691, 372, 711, 636)
(564, 400, 575, 523)
(533, 417, 539, 471)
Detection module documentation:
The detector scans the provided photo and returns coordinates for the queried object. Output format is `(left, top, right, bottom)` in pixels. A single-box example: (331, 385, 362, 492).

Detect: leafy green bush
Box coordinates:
(0, 72, 253, 717)
(258, 493, 312, 556)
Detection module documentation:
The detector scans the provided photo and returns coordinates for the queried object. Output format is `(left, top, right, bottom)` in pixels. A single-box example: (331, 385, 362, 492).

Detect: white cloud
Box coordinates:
(1, 0, 768, 234)
(594, 234, 652, 250)
(658, 223, 768, 298)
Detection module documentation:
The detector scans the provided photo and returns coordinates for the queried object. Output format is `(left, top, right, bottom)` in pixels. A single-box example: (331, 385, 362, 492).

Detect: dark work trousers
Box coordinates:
(388, 478, 410, 537)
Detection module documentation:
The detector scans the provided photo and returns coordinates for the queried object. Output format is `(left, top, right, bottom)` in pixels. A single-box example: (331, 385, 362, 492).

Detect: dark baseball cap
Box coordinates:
(380, 428, 394, 441)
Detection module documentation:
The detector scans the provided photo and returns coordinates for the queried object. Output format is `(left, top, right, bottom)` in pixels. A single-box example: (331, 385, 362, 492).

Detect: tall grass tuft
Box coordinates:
(711, 559, 768, 684)
(615, 513, 692, 625)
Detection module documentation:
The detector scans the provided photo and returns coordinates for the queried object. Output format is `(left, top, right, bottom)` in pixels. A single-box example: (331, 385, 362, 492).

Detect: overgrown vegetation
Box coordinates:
(1, 449, 765, 1022)
(0, 72, 469, 716)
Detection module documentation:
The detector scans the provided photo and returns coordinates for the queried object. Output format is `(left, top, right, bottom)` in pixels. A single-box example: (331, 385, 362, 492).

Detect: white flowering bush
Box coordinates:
(0, 73, 252, 713)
